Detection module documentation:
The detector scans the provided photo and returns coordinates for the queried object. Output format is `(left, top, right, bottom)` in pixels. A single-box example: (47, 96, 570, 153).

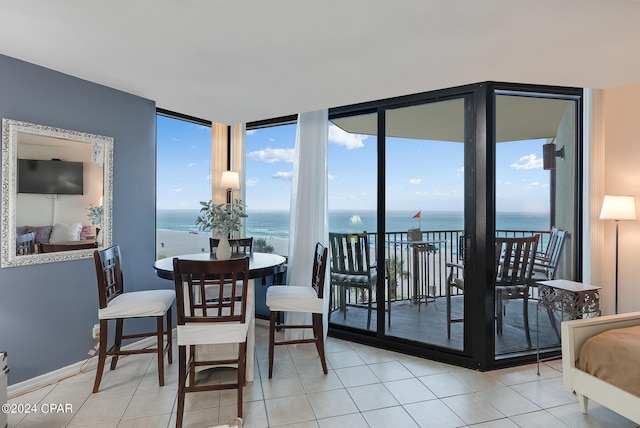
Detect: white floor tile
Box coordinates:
(7, 325, 635, 428)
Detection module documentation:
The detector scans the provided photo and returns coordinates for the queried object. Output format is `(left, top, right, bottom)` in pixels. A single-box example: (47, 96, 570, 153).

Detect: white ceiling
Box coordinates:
(1, 0, 639, 125)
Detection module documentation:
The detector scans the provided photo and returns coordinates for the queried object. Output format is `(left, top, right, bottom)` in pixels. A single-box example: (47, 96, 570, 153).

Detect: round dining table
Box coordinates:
(154, 251, 286, 382)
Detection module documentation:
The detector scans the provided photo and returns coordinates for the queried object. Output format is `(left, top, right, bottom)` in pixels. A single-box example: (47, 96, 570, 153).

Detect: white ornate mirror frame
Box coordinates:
(1, 119, 113, 267)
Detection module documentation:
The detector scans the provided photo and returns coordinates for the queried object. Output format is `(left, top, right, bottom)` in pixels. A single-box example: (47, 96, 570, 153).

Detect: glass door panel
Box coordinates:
(384, 98, 466, 350)
(494, 93, 578, 358)
(327, 113, 378, 332)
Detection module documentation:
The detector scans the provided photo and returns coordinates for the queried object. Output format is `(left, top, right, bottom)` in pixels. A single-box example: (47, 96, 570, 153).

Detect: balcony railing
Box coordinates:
(328, 229, 552, 315)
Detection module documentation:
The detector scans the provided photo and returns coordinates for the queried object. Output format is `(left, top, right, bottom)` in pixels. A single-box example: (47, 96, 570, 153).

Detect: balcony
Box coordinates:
(328, 229, 560, 356)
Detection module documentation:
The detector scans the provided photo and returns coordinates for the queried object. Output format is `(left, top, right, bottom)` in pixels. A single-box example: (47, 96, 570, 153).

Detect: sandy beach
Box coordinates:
(155, 229, 290, 259)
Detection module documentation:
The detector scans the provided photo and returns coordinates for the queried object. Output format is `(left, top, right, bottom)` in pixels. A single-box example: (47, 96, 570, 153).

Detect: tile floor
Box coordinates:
(7, 324, 639, 428)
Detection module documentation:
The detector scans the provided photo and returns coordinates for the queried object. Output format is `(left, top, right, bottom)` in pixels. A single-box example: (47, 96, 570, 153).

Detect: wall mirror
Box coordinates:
(1, 118, 113, 267)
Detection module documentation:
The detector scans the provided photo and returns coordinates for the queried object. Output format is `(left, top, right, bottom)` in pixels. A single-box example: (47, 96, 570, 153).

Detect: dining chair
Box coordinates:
(445, 261, 465, 339)
(533, 227, 566, 280)
(495, 234, 539, 348)
(172, 256, 251, 426)
(445, 234, 539, 347)
(92, 245, 175, 393)
(265, 242, 328, 378)
(209, 237, 253, 254)
(328, 232, 377, 329)
(16, 232, 36, 255)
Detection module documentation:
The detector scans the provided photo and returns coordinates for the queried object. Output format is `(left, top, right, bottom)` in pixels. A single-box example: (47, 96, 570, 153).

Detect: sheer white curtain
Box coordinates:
(285, 109, 329, 340)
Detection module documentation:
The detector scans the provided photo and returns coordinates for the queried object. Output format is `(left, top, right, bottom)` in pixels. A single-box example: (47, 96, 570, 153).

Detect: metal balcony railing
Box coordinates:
(328, 229, 552, 314)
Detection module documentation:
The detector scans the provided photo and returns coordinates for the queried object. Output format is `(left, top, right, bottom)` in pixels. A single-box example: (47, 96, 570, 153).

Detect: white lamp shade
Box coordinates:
(220, 171, 240, 190)
(600, 195, 637, 221)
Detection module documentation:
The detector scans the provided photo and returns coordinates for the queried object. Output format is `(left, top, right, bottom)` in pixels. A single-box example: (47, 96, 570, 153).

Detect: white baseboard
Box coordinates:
(8, 334, 164, 399)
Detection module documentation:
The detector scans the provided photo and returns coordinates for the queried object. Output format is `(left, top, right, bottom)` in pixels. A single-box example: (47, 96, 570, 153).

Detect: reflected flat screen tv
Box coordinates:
(18, 159, 84, 195)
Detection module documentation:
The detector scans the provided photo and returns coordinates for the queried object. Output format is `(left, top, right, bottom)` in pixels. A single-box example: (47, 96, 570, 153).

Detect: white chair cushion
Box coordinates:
(98, 289, 175, 319)
(266, 285, 323, 313)
(177, 305, 253, 346)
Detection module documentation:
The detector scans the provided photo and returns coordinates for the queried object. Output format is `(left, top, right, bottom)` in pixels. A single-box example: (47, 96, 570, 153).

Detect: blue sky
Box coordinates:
(157, 115, 550, 213)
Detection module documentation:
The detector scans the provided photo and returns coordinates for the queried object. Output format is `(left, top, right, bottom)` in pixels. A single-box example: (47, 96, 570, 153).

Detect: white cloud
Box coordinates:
(527, 181, 541, 189)
(246, 129, 257, 136)
(409, 178, 422, 185)
(328, 174, 335, 180)
(172, 188, 182, 193)
(187, 162, 196, 167)
(248, 147, 294, 163)
(273, 171, 292, 181)
(270, 138, 276, 142)
(246, 178, 259, 186)
(328, 124, 368, 150)
(511, 154, 543, 170)
(456, 166, 464, 173)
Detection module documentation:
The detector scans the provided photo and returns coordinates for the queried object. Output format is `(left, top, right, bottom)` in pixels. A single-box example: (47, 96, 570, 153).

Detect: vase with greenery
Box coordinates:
(195, 199, 247, 259)
(86, 204, 103, 243)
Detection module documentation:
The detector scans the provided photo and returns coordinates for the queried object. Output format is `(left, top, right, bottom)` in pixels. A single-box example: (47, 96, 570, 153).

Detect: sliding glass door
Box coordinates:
(383, 97, 468, 352)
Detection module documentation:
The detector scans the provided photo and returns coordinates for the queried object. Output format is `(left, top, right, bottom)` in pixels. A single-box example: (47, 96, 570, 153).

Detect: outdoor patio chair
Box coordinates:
(328, 232, 377, 329)
(532, 227, 566, 280)
(495, 234, 539, 349)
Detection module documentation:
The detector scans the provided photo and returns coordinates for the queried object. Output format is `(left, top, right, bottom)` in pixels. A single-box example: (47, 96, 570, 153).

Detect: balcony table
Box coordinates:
(386, 239, 445, 305)
(154, 252, 286, 382)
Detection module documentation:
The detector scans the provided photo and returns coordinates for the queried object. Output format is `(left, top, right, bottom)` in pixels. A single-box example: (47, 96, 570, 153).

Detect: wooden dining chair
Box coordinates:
(209, 237, 253, 254)
(172, 256, 251, 426)
(266, 242, 328, 378)
(16, 232, 36, 255)
(92, 245, 175, 393)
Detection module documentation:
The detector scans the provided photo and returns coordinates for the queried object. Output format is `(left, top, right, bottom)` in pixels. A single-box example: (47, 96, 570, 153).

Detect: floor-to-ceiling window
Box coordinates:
(155, 111, 212, 259)
(244, 121, 297, 257)
(493, 91, 579, 360)
(326, 82, 582, 370)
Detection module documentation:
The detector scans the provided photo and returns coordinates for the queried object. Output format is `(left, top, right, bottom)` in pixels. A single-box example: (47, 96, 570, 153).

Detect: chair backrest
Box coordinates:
(172, 256, 250, 325)
(209, 237, 253, 254)
(328, 232, 372, 276)
(16, 232, 36, 255)
(311, 242, 329, 298)
(93, 245, 125, 309)
(544, 229, 566, 278)
(495, 235, 539, 287)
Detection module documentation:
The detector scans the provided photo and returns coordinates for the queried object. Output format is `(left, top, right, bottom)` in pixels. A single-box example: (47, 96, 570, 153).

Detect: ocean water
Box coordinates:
(157, 209, 550, 237)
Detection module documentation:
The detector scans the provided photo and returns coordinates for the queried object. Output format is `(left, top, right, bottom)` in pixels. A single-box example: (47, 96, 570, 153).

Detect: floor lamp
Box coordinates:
(599, 195, 636, 314)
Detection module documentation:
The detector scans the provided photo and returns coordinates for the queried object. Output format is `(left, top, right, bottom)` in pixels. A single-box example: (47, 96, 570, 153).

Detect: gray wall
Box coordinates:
(0, 54, 168, 385)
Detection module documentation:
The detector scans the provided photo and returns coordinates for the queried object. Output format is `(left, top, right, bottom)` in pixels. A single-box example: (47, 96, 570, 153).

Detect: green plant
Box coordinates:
(195, 199, 247, 236)
(253, 237, 274, 253)
(86, 204, 103, 225)
(387, 257, 409, 299)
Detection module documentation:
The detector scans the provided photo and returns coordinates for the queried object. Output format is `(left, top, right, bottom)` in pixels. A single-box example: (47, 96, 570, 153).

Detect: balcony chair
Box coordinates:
(172, 256, 251, 427)
(446, 235, 539, 348)
(16, 232, 35, 255)
(92, 245, 175, 393)
(209, 237, 253, 254)
(445, 235, 466, 339)
(265, 242, 328, 378)
(495, 234, 539, 349)
(532, 227, 566, 281)
(328, 232, 377, 330)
